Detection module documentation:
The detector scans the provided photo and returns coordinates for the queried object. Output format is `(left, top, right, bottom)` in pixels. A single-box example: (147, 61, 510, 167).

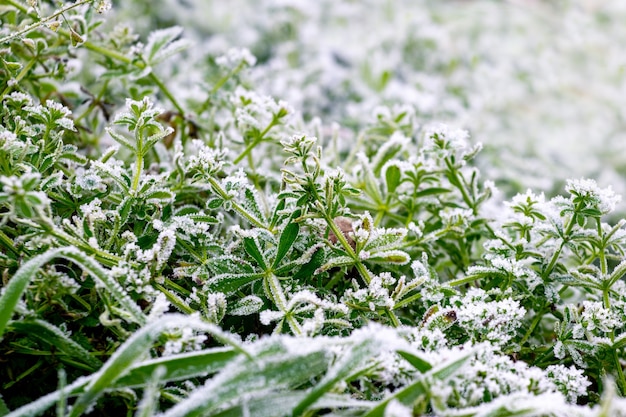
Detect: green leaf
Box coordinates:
(145, 189, 174, 203)
(228, 295, 264, 316)
(242, 187, 267, 226)
(316, 255, 354, 273)
(188, 214, 218, 224)
(106, 128, 137, 152)
(213, 393, 372, 417)
(115, 347, 238, 387)
(243, 236, 267, 270)
(366, 250, 410, 265)
(384, 164, 402, 194)
(59, 152, 88, 165)
(119, 197, 133, 225)
(0, 395, 9, 416)
(207, 198, 224, 209)
(143, 126, 175, 153)
(396, 350, 433, 373)
(363, 228, 406, 252)
(205, 272, 265, 295)
(272, 222, 300, 268)
(144, 26, 189, 65)
(293, 247, 325, 280)
(415, 187, 452, 198)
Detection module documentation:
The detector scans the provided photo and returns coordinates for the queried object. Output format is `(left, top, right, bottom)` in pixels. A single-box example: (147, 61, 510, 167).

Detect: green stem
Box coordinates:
(266, 272, 301, 335)
(444, 157, 475, 214)
(148, 72, 185, 116)
(5, 0, 29, 13)
(519, 304, 547, 346)
(233, 118, 277, 164)
(613, 349, 626, 396)
(0, 56, 37, 99)
(82, 40, 133, 64)
(82, 38, 185, 116)
(597, 218, 608, 276)
(212, 61, 245, 94)
(0, 229, 19, 256)
(154, 283, 194, 314)
(542, 212, 577, 280)
(0, 0, 93, 44)
(205, 177, 269, 230)
(131, 149, 143, 193)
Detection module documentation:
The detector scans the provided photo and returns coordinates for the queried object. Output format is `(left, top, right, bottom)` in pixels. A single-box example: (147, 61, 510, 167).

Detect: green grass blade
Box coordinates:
(134, 366, 165, 417)
(396, 349, 432, 373)
(0, 247, 146, 341)
(114, 347, 237, 387)
(291, 338, 379, 416)
(9, 320, 102, 371)
(0, 250, 53, 340)
(69, 314, 244, 417)
(161, 340, 330, 417)
(212, 392, 373, 417)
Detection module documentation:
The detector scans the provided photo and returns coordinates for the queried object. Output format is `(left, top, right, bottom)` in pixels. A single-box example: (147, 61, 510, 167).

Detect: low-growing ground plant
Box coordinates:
(2, 1, 626, 416)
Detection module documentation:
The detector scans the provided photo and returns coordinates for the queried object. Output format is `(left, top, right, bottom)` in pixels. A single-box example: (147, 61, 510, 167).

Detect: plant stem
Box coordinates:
(131, 150, 143, 193)
(233, 118, 277, 164)
(613, 349, 626, 396)
(519, 304, 547, 346)
(542, 211, 577, 280)
(154, 283, 194, 314)
(205, 177, 270, 231)
(266, 272, 301, 335)
(148, 73, 185, 116)
(0, 0, 93, 44)
(597, 218, 608, 275)
(444, 157, 475, 214)
(0, 56, 37, 99)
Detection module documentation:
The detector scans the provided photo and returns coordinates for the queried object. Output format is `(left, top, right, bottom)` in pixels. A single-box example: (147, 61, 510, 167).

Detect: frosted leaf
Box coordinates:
(155, 229, 177, 270)
(206, 293, 227, 324)
(6, 91, 33, 106)
(95, 0, 112, 13)
(80, 198, 106, 221)
(554, 341, 566, 359)
(455, 292, 526, 345)
(260, 310, 284, 325)
(229, 295, 264, 316)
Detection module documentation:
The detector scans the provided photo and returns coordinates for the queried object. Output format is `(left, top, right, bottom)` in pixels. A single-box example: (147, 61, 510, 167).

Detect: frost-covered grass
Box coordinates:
(2, 0, 626, 416)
